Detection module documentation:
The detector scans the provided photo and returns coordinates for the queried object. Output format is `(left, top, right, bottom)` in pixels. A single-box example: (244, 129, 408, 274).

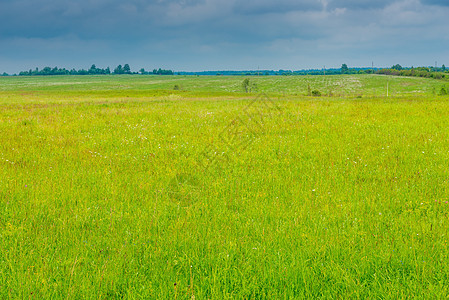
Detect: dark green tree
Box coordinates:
(114, 65, 123, 74)
(123, 64, 131, 74)
(341, 64, 348, 74)
(89, 64, 98, 74)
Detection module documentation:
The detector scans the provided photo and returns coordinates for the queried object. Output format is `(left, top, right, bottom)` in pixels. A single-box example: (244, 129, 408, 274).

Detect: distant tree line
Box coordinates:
(18, 65, 111, 76)
(15, 64, 174, 76)
(3, 63, 447, 78)
(139, 68, 174, 75)
(376, 64, 448, 80)
(178, 66, 377, 76)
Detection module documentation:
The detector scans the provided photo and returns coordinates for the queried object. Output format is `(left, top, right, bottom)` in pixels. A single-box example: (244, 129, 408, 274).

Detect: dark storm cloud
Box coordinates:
(0, 0, 447, 38)
(0, 0, 158, 38)
(0, 0, 448, 73)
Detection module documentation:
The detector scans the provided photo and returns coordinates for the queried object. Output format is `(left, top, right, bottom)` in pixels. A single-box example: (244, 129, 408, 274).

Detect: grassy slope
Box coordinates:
(1, 75, 449, 298)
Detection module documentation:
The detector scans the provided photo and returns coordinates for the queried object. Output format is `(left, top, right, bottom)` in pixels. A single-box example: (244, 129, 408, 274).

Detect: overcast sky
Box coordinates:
(0, 0, 448, 73)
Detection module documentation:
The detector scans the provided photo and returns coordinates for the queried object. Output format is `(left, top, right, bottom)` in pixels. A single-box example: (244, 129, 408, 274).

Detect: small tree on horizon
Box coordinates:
(114, 65, 123, 74)
(123, 64, 131, 74)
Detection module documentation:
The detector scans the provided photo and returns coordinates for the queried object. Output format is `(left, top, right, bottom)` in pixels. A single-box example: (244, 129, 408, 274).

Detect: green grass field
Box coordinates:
(1, 74, 449, 298)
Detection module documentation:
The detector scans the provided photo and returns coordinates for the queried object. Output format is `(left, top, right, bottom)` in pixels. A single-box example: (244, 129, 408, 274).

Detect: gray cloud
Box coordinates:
(0, 0, 448, 73)
(233, 0, 323, 15)
(328, 0, 393, 10)
(420, 0, 449, 6)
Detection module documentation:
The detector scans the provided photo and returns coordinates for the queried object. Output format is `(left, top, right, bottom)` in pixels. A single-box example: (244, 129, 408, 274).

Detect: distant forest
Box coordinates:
(9, 64, 173, 76)
(1, 64, 448, 79)
(376, 64, 448, 79)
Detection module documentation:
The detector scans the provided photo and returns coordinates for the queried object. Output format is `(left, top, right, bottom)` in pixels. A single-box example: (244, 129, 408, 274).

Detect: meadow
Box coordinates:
(1, 74, 449, 298)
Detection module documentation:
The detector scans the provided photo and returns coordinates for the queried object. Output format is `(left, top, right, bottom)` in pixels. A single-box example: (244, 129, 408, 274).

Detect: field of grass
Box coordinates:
(1, 74, 449, 298)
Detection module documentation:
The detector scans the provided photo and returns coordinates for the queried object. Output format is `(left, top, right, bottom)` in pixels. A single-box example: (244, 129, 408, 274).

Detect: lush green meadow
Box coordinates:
(1, 74, 449, 298)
